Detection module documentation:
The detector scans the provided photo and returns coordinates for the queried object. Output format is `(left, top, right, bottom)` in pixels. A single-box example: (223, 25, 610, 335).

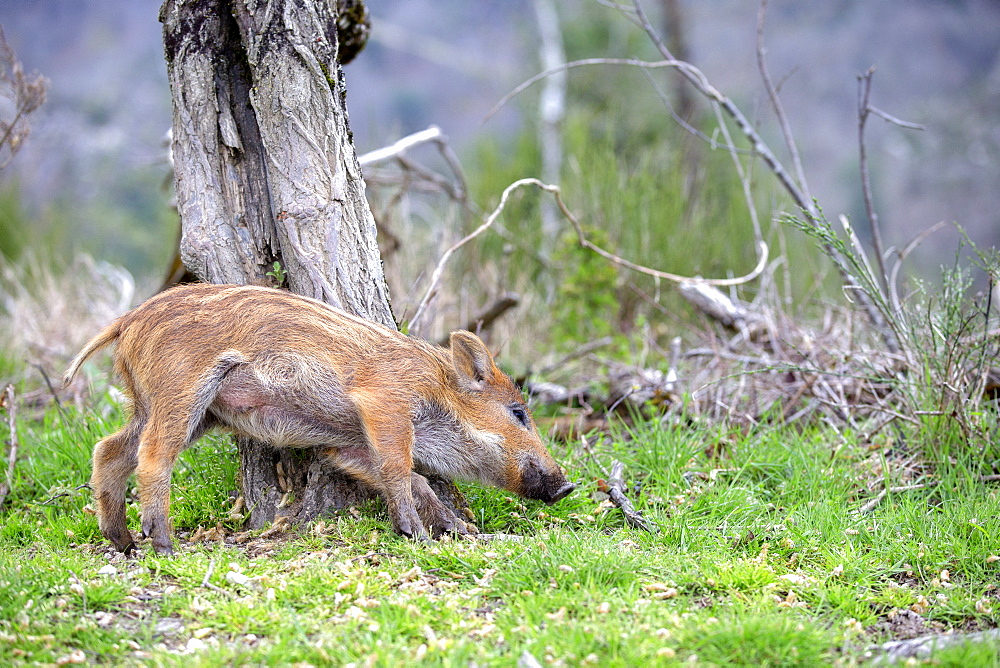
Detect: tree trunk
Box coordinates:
(659, 0, 693, 122)
(159, 0, 467, 531)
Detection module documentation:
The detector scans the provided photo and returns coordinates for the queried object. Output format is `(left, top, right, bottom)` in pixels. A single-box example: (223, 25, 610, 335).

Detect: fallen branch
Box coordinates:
(864, 628, 1000, 664)
(435, 293, 521, 346)
(0, 384, 18, 511)
(857, 474, 1000, 515)
(599, 460, 658, 533)
(357, 125, 444, 166)
(679, 281, 763, 329)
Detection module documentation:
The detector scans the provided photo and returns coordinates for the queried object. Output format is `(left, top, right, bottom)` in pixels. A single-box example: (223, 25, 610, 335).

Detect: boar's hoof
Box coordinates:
(105, 528, 137, 555)
(150, 539, 174, 556)
(140, 519, 175, 555)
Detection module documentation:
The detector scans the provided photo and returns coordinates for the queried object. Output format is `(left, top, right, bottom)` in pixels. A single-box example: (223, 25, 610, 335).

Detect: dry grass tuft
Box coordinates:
(0, 253, 135, 397)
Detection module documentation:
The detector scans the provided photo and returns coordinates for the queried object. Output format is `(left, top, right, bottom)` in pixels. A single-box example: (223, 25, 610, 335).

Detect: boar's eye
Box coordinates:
(510, 405, 530, 427)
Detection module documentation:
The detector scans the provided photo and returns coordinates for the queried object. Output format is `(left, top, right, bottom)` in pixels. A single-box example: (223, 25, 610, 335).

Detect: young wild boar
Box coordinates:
(63, 283, 575, 555)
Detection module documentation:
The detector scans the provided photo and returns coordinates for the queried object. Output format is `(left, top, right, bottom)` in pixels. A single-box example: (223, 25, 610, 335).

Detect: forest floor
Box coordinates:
(2, 398, 1000, 666)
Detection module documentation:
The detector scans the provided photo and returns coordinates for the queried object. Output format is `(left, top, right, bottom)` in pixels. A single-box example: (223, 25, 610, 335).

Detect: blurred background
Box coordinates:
(1, 0, 999, 374)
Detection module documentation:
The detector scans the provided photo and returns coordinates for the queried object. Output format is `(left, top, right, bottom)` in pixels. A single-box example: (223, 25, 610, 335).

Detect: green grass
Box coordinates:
(1, 398, 999, 666)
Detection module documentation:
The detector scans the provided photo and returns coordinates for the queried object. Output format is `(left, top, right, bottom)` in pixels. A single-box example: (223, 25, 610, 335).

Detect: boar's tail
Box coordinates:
(62, 321, 123, 387)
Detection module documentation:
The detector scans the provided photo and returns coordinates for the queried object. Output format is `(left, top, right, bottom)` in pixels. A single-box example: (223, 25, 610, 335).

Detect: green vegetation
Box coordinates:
(2, 4, 998, 666)
(1, 396, 998, 665)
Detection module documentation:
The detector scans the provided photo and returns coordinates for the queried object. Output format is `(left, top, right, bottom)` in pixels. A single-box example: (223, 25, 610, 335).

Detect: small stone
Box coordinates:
(225, 571, 251, 586)
(186, 637, 207, 652)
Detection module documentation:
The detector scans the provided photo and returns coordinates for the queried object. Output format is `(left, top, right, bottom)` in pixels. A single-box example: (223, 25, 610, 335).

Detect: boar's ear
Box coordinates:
(450, 330, 495, 392)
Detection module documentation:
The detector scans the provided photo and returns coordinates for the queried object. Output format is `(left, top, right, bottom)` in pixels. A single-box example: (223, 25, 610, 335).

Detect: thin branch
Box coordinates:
(857, 68, 890, 295)
(485, 57, 689, 123)
(888, 221, 947, 316)
(709, 99, 763, 242)
(490, 3, 901, 351)
(409, 178, 546, 330)
(626, 0, 901, 354)
(435, 293, 521, 346)
(358, 125, 444, 165)
(868, 106, 925, 130)
(536, 336, 615, 377)
(639, 67, 753, 154)
(857, 480, 938, 515)
(629, 1, 812, 220)
(0, 384, 18, 511)
(200, 557, 236, 598)
(857, 474, 1000, 515)
(359, 125, 468, 201)
(410, 179, 769, 331)
(556, 186, 770, 286)
(756, 0, 810, 204)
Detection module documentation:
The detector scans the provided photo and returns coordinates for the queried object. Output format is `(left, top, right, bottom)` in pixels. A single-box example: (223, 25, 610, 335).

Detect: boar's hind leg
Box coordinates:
(91, 417, 144, 553)
(135, 414, 194, 555)
(409, 472, 475, 538)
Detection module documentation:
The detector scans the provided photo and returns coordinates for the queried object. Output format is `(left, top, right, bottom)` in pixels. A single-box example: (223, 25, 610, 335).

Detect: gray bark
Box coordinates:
(160, 0, 465, 531)
(160, 0, 392, 325)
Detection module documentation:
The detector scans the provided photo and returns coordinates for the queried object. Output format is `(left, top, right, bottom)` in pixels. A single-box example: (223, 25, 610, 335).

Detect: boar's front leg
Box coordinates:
(341, 398, 429, 539)
(409, 472, 476, 538)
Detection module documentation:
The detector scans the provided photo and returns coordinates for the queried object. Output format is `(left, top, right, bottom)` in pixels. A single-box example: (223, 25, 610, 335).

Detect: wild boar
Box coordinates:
(63, 283, 575, 554)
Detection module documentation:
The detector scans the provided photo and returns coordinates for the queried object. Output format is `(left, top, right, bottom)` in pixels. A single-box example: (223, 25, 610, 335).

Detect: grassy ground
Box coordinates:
(2, 396, 999, 666)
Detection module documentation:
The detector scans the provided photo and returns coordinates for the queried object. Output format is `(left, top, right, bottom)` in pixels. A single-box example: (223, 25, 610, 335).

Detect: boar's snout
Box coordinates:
(519, 454, 576, 504)
(547, 481, 577, 504)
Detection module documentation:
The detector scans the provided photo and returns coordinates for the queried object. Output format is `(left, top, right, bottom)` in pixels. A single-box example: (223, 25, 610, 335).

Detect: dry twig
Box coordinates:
(857, 474, 1000, 515)
(599, 460, 658, 533)
(0, 384, 18, 511)
(626, 0, 900, 354)
(865, 628, 1000, 664)
(435, 293, 521, 346)
(410, 178, 769, 331)
(0, 27, 48, 170)
(200, 557, 236, 598)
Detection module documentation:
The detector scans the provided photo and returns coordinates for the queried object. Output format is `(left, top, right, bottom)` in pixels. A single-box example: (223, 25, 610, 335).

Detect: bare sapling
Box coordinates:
(63, 284, 575, 554)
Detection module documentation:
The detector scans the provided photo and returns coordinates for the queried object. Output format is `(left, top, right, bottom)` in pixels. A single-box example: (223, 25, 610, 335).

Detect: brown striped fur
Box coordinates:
(64, 284, 575, 554)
